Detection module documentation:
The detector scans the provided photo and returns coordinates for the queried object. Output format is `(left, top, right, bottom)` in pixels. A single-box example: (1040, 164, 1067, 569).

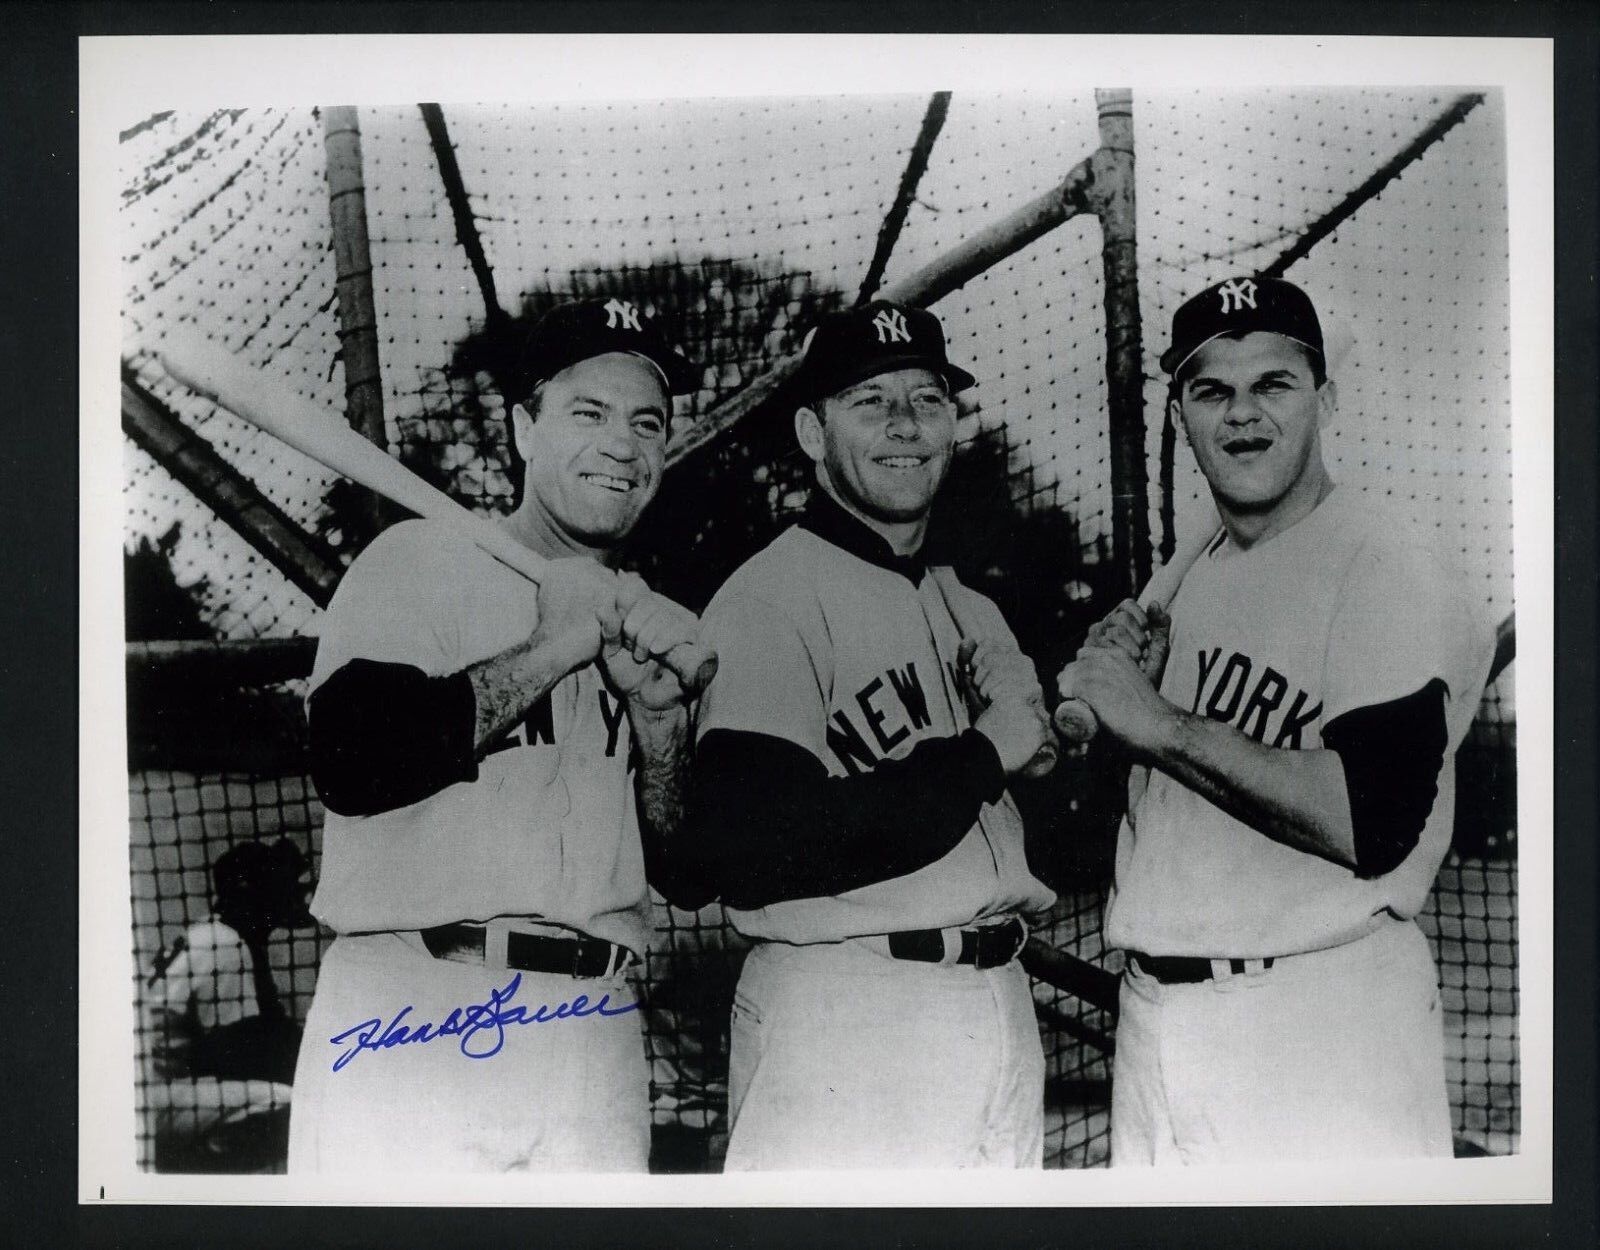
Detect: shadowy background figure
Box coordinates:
(143, 838, 314, 1172)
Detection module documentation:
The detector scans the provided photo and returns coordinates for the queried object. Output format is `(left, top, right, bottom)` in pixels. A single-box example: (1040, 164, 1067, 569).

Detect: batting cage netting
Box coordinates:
(120, 88, 1518, 1172)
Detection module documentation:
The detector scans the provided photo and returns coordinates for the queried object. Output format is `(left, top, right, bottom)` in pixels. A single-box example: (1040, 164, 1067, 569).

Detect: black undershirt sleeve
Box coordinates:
(639, 819, 719, 912)
(308, 658, 479, 817)
(1321, 678, 1449, 879)
(688, 726, 1007, 910)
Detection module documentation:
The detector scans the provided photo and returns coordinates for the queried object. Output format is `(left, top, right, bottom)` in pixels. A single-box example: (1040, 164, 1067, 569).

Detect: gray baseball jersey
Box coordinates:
(698, 521, 1056, 943)
(1106, 487, 1494, 959)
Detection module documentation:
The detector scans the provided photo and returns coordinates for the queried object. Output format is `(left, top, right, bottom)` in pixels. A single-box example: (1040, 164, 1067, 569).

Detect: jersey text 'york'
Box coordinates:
(1190, 648, 1321, 747)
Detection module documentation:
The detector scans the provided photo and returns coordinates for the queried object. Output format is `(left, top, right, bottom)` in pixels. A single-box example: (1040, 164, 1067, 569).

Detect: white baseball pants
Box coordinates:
(725, 938, 1045, 1170)
(288, 932, 649, 1173)
(1111, 918, 1453, 1165)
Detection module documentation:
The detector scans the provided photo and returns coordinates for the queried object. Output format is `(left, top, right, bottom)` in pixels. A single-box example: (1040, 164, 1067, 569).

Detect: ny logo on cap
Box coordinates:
(1216, 278, 1258, 315)
(603, 298, 643, 332)
(872, 307, 912, 344)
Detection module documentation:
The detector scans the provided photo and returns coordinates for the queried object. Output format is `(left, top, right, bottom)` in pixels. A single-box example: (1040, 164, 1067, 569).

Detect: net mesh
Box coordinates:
(121, 89, 1517, 1172)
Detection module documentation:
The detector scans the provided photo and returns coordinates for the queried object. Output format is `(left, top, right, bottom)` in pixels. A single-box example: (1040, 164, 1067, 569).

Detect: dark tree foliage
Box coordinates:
(124, 522, 214, 642)
(124, 523, 305, 771)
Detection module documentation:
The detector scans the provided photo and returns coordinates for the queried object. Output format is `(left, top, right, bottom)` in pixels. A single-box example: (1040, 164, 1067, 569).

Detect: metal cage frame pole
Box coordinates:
(322, 105, 390, 541)
(1088, 88, 1150, 596)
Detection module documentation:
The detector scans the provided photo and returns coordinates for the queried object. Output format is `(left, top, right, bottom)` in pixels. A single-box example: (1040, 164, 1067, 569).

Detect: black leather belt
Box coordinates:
(887, 918, 1027, 969)
(420, 921, 634, 979)
(1130, 952, 1276, 984)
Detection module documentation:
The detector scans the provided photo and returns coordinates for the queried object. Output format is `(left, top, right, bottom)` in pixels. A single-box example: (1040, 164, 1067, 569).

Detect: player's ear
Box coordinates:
(795, 405, 826, 464)
(511, 403, 538, 460)
(1168, 387, 1191, 447)
(1316, 378, 1338, 426)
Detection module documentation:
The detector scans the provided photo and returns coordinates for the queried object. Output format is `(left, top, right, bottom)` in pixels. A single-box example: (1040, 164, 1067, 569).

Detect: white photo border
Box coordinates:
(79, 31, 1554, 1207)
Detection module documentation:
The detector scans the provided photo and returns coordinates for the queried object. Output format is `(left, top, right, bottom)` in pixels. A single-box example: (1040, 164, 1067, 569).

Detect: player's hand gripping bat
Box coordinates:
(1052, 507, 1222, 744)
(155, 332, 718, 694)
(929, 568, 1058, 776)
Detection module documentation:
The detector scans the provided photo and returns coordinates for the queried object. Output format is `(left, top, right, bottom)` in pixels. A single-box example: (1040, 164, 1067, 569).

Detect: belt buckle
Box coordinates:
(568, 936, 628, 980)
(971, 918, 1025, 969)
(992, 918, 1026, 968)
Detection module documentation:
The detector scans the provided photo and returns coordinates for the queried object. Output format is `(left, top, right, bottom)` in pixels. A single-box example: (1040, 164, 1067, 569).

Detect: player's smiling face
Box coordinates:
(800, 366, 957, 528)
(1178, 332, 1334, 533)
(513, 352, 670, 549)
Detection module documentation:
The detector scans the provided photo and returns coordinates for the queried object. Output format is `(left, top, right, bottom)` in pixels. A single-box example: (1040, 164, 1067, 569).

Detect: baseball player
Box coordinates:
(1057, 275, 1494, 1164)
(287, 299, 714, 1173)
(692, 300, 1059, 1170)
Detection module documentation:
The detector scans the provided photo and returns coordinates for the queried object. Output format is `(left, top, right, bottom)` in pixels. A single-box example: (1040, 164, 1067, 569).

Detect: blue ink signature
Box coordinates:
(327, 972, 639, 1071)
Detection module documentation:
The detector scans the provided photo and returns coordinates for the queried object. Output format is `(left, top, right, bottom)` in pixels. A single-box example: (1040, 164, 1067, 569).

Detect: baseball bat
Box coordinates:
(154, 331, 718, 693)
(1052, 506, 1222, 743)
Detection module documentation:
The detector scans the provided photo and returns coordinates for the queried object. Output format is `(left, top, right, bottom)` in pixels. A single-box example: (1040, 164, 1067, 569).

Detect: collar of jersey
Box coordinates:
(797, 489, 928, 586)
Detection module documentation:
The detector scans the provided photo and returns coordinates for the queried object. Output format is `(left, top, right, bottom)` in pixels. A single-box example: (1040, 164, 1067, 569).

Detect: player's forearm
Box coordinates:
(630, 704, 691, 837)
(466, 632, 591, 750)
(1147, 708, 1358, 869)
(632, 705, 718, 908)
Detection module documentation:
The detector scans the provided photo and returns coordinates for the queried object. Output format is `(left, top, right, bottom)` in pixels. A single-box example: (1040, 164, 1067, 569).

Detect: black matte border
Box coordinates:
(10, 1, 1592, 1247)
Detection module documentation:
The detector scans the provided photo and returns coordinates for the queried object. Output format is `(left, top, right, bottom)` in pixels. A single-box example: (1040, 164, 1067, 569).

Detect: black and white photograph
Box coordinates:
(79, 33, 1553, 1205)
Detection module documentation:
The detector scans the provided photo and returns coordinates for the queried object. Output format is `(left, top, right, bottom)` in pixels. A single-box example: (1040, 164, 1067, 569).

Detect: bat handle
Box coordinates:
(1045, 517, 1219, 749)
(658, 642, 718, 698)
(1052, 696, 1099, 745)
(1029, 738, 1061, 772)
(1027, 694, 1060, 771)
(681, 651, 719, 697)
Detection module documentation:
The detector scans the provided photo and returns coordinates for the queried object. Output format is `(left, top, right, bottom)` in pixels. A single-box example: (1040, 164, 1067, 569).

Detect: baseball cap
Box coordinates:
(1160, 276, 1325, 377)
(789, 299, 977, 405)
(514, 298, 700, 400)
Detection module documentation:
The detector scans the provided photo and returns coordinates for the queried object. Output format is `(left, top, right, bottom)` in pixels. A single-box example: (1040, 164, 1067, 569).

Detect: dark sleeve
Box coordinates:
(1321, 679, 1449, 879)
(308, 658, 479, 817)
(640, 812, 719, 912)
(689, 726, 1007, 910)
